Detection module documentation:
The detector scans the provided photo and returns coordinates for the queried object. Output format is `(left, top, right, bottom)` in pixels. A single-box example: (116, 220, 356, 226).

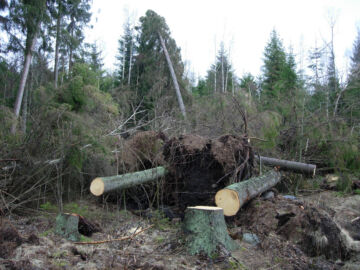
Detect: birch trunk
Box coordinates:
(127, 39, 133, 85)
(221, 54, 225, 92)
(11, 34, 37, 134)
(21, 83, 28, 134)
(54, 2, 61, 88)
(158, 32, 186, 119)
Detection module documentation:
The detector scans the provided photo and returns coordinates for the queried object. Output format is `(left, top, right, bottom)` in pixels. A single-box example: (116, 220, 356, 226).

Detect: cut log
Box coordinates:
(90, 166, 167, 196)
(256, 156, 316, 176)
(215, 170, 281, 216)
(183, 206, 237, 256)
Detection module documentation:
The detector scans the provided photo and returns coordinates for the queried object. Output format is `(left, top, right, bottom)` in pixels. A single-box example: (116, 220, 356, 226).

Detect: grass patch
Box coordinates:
(39, 228, 54, 237)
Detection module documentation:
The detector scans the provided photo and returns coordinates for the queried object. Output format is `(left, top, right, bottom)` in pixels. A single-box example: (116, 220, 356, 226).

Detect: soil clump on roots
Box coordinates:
(163, 134, 254, 210)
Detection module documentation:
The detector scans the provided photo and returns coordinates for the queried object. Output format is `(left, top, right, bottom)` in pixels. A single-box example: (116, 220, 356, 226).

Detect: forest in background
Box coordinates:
(0, 0, 359, 213)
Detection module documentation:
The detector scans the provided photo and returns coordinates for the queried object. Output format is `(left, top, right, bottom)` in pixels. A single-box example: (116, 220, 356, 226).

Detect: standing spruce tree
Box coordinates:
(205, 42, 235, 94)
(133, 10, 187, 117)
(116, 19, 135, 87)
(340, 29, 360, 126)
(261, 30, 287, 103)
(66, 0, 91, 72)
(261, 30, 301, 121)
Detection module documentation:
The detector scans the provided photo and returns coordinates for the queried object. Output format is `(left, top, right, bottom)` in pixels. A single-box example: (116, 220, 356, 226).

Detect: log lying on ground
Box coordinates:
(256, 156, 316, 176)
(215, 170, 281, 216)
(90, 166, 167, 196)
(183, 206, 237, 256)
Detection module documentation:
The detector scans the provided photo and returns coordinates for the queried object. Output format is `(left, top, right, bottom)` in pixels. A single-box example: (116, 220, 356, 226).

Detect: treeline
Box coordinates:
(0, 1, 359, 212)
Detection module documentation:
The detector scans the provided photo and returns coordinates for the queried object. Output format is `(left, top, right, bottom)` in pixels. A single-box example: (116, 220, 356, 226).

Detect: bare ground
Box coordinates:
(0, 191, 359, 270)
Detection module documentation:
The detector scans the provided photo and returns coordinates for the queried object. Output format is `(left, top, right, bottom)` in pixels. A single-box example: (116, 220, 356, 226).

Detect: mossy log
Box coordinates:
(90, 166, 167, 196)
(215, 170, 281, 216)
(183, 206, 237, 256)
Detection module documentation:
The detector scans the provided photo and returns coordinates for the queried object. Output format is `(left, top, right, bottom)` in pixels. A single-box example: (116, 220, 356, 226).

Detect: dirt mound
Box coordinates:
(121, 131, 166, 172)
(235, 196, 349, 260)
(0, 218, 24, 259)
(163, 134, 254, 209)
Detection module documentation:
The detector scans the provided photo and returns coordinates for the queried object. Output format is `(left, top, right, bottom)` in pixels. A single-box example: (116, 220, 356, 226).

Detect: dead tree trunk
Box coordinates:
(256, 156, 316, 176)
(158, 32, 186, 119)
(215, 170, 281, 216)
(90, 166, 167, 196)
(183, 206, 237, 256)
(11, 32, 37, 134)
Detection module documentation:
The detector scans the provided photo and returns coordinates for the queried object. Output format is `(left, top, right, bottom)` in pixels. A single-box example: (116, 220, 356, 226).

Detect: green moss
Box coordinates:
(80, 235, 92, 242)
(336, 174, 353, 194)
(155, 236, 165, 243)
(63, 202, 89, 216)
(39, 228, 54, 237)
(40, 202, 57, 212)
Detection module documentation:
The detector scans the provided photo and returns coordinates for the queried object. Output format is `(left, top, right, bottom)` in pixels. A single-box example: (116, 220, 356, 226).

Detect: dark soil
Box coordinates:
(235, 195, 349, 261)
(163, 134, 254, 210)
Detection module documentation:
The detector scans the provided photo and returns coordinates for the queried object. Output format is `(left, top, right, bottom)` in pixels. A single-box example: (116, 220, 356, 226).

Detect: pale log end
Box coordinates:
(215, 189, 241, 216)
(90, 178, 105, 196)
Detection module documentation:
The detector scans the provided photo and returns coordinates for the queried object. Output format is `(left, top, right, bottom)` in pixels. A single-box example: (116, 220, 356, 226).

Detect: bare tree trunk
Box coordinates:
(158, 32, 186, 119)
(334, 88, 346, 117)
(68, 17, 74, 72)
(221, 53, 225, 92)
(127, 39, 133, 85)
(21, 79, 29, 134)
(224, 65, 228, 93)
(54, 2, 61, 88)
(11, 34, 37, 134)
(214, 39, 217, 93)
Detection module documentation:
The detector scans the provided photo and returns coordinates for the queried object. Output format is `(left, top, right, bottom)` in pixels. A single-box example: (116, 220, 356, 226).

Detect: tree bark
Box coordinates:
(215, 170, 281, 216)
(183, 206, 237, 256)
(54, 1, 61, 88)
(11, 33, 37, 134)
(256, 156, 316, 176)
(158, 32, 186, 119)
(90, 166, 167, 196)
(20, 82, 28, 133)
(127, 38, 133, 85)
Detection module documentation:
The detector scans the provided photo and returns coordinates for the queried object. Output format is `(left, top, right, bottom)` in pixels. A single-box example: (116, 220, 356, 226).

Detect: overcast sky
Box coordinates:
(85, 0, 360, 81)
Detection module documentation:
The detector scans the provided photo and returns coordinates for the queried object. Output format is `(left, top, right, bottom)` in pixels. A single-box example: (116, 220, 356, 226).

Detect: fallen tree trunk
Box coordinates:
(256, 156, 316, 176)
(90, 166, 167, 196)
(215, 170, 281, 216)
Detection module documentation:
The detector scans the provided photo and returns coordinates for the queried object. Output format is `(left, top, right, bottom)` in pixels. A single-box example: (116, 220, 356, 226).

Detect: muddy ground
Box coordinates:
(1, 191, 360, 270)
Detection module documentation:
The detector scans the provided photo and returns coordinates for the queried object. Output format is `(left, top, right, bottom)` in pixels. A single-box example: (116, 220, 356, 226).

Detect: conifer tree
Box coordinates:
(205, 42, 235, 94)
(116, 19, 135, 86)
(133, 10, 187, 116)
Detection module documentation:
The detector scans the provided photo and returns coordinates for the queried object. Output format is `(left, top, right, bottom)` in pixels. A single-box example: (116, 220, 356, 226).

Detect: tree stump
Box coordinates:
(183, 206, 237, 256)
(55, 213, 81, 241)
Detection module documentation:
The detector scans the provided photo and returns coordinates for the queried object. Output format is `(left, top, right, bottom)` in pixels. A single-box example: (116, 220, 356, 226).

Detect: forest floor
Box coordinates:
(1, 190, 360, 270)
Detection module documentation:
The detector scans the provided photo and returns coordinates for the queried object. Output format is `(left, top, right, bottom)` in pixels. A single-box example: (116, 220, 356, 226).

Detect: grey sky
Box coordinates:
(86, 0, 360, 81)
